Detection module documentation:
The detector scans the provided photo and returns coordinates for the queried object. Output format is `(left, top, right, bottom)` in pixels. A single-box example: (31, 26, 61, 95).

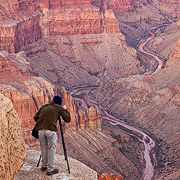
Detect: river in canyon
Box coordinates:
(69, 87, 155, 180)
(68, 24, 170, 180)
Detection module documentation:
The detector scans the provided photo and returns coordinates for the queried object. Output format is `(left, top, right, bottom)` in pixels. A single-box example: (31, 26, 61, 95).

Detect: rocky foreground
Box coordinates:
(14, 150, 97, 180)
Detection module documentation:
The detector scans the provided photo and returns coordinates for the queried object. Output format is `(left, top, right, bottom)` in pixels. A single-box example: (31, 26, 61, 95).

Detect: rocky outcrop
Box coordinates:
(98, 173, 124, 180)
(41, 7, 120, 37)
(62, 87, 102, 131)
(0, 13, 41, 53)
(14, 149, 97, 180)
(0, 93, 26, 180)
(87, 106, 102, 130)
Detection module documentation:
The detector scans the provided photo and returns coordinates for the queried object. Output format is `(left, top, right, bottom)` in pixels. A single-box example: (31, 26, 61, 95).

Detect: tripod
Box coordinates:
(37, 117, 70, 174)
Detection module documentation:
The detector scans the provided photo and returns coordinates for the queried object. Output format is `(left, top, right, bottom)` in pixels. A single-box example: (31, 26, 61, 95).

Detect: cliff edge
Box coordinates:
(14, 150, 97, 180)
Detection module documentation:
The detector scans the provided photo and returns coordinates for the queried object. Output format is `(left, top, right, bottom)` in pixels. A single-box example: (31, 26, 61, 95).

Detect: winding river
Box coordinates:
(69, 87, 155, 180)
(139, 24, 168, 71)
(68, 24, 168, 179)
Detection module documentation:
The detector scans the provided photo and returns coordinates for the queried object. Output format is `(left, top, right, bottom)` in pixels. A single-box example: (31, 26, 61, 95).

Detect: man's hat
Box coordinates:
(53, 96, 62, 105)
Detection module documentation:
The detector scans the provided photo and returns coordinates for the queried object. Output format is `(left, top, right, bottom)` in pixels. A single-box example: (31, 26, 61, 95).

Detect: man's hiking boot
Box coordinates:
(40, 167, 47, 171)
(47, 169, 59, 176)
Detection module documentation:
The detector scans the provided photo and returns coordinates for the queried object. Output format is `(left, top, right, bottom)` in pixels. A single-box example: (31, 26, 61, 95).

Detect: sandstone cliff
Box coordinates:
(0, 13, 41, 53)
(0, 93, 26, 180)
(41, 7, 120, 37)
(0, 0, 120, 53)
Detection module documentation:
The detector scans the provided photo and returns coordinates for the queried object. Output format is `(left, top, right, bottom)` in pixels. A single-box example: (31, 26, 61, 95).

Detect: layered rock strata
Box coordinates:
(0, 93, 26, 180)
(0, 0, 120, 53)
(0, 13, 41, 53)
(41, 8, 120, 37)
(0, 52, 55, 147)
(62, 87, 102, 131)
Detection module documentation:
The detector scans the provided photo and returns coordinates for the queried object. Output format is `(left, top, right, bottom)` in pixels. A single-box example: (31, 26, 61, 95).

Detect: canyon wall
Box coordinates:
(0, 0, 120, 53)
(0, 93, 26, 180)
(0, 52, 55, 147)
(41, 7, 120, 37)
(0, 51, 102, 147)
(0, 14, 41, 53)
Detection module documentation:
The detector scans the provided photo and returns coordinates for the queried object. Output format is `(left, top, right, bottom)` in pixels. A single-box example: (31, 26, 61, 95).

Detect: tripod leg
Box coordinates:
(37, 155, 42, 167)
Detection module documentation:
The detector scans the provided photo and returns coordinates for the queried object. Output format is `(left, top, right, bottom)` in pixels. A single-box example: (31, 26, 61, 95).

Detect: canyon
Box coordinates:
(0, 0, 180, 180)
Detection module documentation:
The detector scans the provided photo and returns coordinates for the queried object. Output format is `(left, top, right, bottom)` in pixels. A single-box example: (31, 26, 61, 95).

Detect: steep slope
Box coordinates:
(21, 33, 143, 85)
(0, 93, 26, 180)
(145, 22, 180, 61)
(0, 51, 55, 147)
(92, 37, 180, 179)
(0, 51, 138, 178)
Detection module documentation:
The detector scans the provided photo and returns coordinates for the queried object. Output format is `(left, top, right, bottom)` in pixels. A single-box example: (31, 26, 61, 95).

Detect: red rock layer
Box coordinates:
(42, 8, 120, 36)
(61, 0, 92, 7)
(62, 87, 102, 131)
(0, 53, 55, 147)
(0, 14, 41, 53)
(0, 0, 120, 53)
(98, 173, 124, 180)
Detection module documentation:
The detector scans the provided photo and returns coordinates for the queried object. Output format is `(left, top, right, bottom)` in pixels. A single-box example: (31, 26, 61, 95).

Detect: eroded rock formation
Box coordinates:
(62, 87, 102, 131)
(0, 52, 55, 147)
(0, 0, 120, 53)
(98, 173, 124, 180)
(0, 93, 26, 180)
(92, 38, 180, 178)
(0, 13, 41, 53)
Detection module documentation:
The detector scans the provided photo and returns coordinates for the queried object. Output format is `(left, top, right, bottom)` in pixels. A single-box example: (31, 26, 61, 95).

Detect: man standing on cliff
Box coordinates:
(34, 96, 71, 176)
